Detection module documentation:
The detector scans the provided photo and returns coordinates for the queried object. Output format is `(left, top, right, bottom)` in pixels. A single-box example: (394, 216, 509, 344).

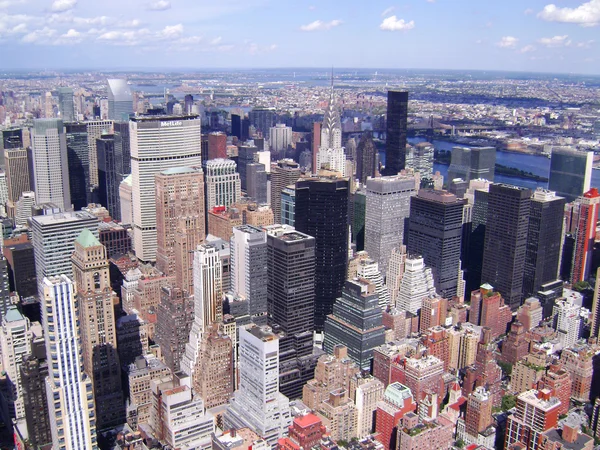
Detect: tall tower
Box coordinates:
(130, 115, 202, 262)
(382, 90, 408, 176)
(57, 87, 74, 122)
(155, 167, 206, 276)
(481, 184, 531, 311)
(65, 122, 90, 211)
(71, 229, 124, 429)
(571, 188, 600, 284)
(203, 158, 241, 211)
(407, 189, 465, 298)
(42, 275, 98, 450)
(207, 132, 227, 160)
(30, 118, 71, 211)
(316, 84, 346, 175)
(365, 174, 417, 279)
(447, 147, 496, 183)
(4, 148, 31, 214)
(107, 78, 134, 121)
(295, 176, 349, 331)
(86, 119, 114, 190)
(96, 133, 120, 217)
(271, 159, 301, 223)
(356, 132, 377, 185)
(548, 147, 593, 202)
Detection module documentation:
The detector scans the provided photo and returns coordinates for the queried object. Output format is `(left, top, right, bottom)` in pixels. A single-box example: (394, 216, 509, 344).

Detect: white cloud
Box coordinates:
(299, 19, 342, 31)
(158, 23, 183, 39)
(380, 15, 415, 31)
(524, 8, 534, 15)
(577, 39, 595, 47)
(538, 35, 571, 47)
(210, 36, 222, 45)
(61, 28, 79, 38)
(497, 36, 519, 48)
(51, 0, 77, 12)
(537, 0, 600, 27)
(381, 6, 395, 17)
(148, 0, 171, 11)
(119, 19, 141, 28)
(519, 44, 536, 53)
(0, 0, 25, 8)
(22, 26, 56, 42)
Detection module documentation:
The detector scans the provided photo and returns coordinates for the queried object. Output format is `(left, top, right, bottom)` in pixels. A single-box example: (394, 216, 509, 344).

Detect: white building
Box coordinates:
(553, 296, 583, 348)
(130, 115, 202, 262)
(30, 119, 71, 211)
(204, 158, 242, 211)
(121, 267, 143, 314)
(396, 256, 437, 315)
(119, 174, 133, 226)
(316, 88, 346, 176)
(225, 325, 291, 447)
(42, 276, 97, 450)
(0, 171, 8, 216)
(356, 258, 391, 309)
(15, 191, 35, 228)
(269, 124, 292, 155)
(386, 246, 407, 307)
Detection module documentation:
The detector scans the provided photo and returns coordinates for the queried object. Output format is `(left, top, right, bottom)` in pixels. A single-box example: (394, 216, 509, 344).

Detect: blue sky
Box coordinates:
(0, 0, 599, 73)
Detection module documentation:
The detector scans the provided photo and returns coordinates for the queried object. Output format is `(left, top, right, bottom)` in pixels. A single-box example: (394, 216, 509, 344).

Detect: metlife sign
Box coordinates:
(161, 120, 183, 127)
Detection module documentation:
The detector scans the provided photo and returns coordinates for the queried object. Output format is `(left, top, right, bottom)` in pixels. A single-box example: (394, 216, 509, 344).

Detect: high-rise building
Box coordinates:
(246, 162, 268, 204)
(481, 184, 531, 311)
(592, 267, 600, 339)
(382, 90, 408, 176)
(130, 115, 202, 262)
(396, 256, 436, 315)
(374, 383, 417, 450)
(365, 175, 417, 279)
(155, 167, 205, 276)
(30, 211, 99, 296)
(64, 122, 90, 211)
(1, 128, 23, 151)
(561, 345, 594, 403)
(42, 276, 98, 450)
(356, 132, 377, 185)
(204, 158, 242, 211)
(114, 121, 131, 187)
(553, 296, 583, 348)
(0, 257, 9, 320)
(356, 257, 391, 309)
(86, 119, 114, 189)
(281, 185, 296, 226)
(208, 131, 227, 160)
(324, 279, 385, 371)
(270, 124, 293, 156)
(20, 346, 51, 448)
(295, 176, 349, 330)
(107, 78, 134, 121)
(4, 148, 30, 214)
(238, 142, 259, 191)
(230, 225, 268, 324)
(71, 229, 124, 428)
(405, 143, 434, 181)
(538, 364, 572, 417)
(57, 87, 74, 122)
(468, 284, 512, 339)
(249, 107, 276, 137)
(459, 386, 494, 447)
(271, 159, 301, 224)
(96, 133, 121, 217)
(419, 296, 447, 332)
(31, 119, 71, 211)
(407, 189, 465, 297)
(225, 325, 291, 447)
(231, 113, 242, 139)
(3, 241, 37, 299)
(548, 147, 593, 202)
(316, 85, 346, 176)
(447, 147, 496, 183)
(523, 189, 566, 297)
(571, 188, 600, 284)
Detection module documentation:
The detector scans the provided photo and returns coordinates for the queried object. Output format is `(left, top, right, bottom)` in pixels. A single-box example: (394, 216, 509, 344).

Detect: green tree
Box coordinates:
(572, 281, 590, 292)
(455, 438, 465, 449)
(497, 361, 513, 376)
(501, 394, 517, 411)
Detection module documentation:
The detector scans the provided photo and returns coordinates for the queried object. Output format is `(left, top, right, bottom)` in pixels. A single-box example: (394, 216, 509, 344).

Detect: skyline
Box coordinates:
(0, 0, 598, 74)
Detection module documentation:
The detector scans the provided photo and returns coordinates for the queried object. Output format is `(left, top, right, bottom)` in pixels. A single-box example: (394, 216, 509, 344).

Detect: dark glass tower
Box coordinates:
(231, 113, 242, 139)
(356, 131, 377, 185)
(96, 134, 120, 219)
(523, 190, 566, 298)
(65, 122, 89, 210)
(407, 189, 465, 298)
(383, 90, 408, 176)
(481, 184, 532, 311)
(266, 225, 317, 399)
(465, 188, 489, 295)
(295, 177, 349, 331)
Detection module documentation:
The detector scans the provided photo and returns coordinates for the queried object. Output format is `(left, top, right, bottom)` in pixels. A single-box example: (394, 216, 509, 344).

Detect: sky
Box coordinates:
(0, 0, 599, 74)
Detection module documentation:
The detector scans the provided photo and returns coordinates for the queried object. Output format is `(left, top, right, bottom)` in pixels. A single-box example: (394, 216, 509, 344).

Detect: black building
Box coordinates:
(1, 128, 23, 152)
(382, 90, 408, 176)
(231, 113, 242, 139)
(248, 107, 275, 137)
(356, 132, 377, 185)
(237, 143, 259, 192)
(97, 134, 120, 219)
(266, 226, 317, 399)
(4, 242, 37, 299)
(352, 190, 366, 252)
(465, 188, 489, 295)
(99, 222, 132, 258)
(295, 177, 349, 331)
(522, 190, 566, 297)
(407, 189, 465, 298)
(65, 122, 90, 210)
(481, 184, 532, 311)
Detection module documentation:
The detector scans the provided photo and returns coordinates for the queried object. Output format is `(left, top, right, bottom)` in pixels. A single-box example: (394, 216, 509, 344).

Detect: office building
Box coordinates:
(324, 279, 385, 371)
(553, 296, 583, 348)
(246, 162, 268, 203)
(64, 122, 90, 210)
(231, 113, 242, 139)
(1, 128, 23, 150)
(107, 78, 134, 121)
(208, 131, 227, 160)
(96, 133, 121, 217)
(249, 107, 276, 137)
(407, 189, 465, 297)
(548, 147, 593, 202)
(356, 132, 377, 185)
(30, 118, 71, 211)
(281, 186, 296, 226)
(571, 188, 600, 284)
(447, 147, 496, 183)
(405, 143, 434, 180)
(270, 123, 293, 155)
(86, 119, 114, 189)
(383, 90, 408, 176)
(15, 191, 35, 227)
(231, 225, 268, 324)
(271, 160, 301, 224)
(592, 267, 600, 339)
(238, 142, 259, 191)
(0, 257, 9, 320)
(42, 276, 98, 450)
(204, 158, 242, 211)
(20, 347, 51, 449)
(4, 148, 31, 213)
(3, 241, 37, 299)
(57, 87, 74, 122)
(316, 89, 346, 176)
(356, 257, 390, 309)
(113, 121, 131, 186)
(481, 184, 531, 311)
(396, 256, 436, 315)
(155, 167, 205, 276)
(523, 189, 566, 297)
(127, 354, 171, 427)
(225, 325, 291, 447)
(364, 174, 416, 279)
(419, 296, 447, 332)
(130, 115, 202, 262)
(30, 211, 99, 296)
(295, 176, 349, 330)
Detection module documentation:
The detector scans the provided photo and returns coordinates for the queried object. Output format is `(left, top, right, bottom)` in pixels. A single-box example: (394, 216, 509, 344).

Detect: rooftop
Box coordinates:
(75, 228, 101, 248)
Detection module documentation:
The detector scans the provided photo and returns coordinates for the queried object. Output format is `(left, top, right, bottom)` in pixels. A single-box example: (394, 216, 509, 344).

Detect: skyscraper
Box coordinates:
(130, 115, 202, 262)
(271, 159, 301, 224)
(208, 132, 227, 160)
(238, 142, 259, 192)
(155, 167, 205, 276)
(86, 119, 114, 189)
(316, 87, 346, 176)
(269, 123, 293, 156)
(405, 143, 434, 181)
(383, 90, 408, 176)
(522, 189, 565, 297)
(481, 184, 531, 311)
(571, 188, 600, 284)
(203, 158, 242, 212)
(407, 189, 465, 298)
(364, 175, 416, 279)
(96, 133, 120, 217)
(447, 147, 496, 183)
(295, 176, 349, 330)
(231, 113, 241, 139)
(71, 229, 124, 429)
(548, 147, 593, 202)
(107, 78, 134, 121)
(64, 122, 89, 211)
(31, 118, 71, 211)
(248, 107, 276, 137)
(246, 162, 267, 204)
(3, 148, 30, 215)
(396, 256, 436, 314)
(57, 87, 74, 122)
(356, 132, 377, 185)
(42, 276, 98, 450)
